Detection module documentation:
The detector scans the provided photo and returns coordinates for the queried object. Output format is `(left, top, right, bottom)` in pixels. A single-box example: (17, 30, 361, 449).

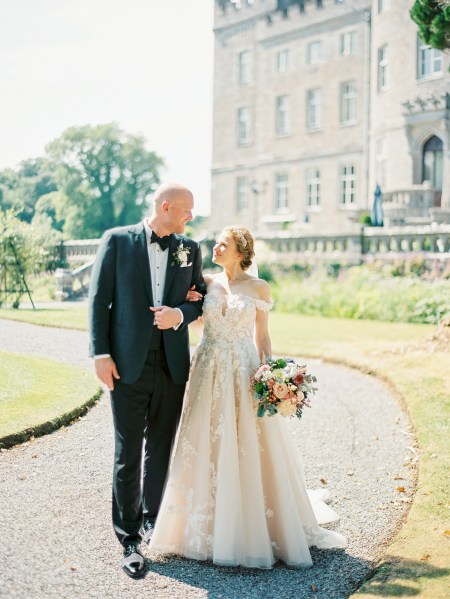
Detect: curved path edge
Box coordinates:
(0, 387, 103, 450)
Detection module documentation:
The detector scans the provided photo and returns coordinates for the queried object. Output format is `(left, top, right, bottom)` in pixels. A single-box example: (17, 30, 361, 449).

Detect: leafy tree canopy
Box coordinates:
(410, 0, 450, 50)
(0, 123, 164, 241)
(0, 158, 57, 224)
(46, 123, 164, 239)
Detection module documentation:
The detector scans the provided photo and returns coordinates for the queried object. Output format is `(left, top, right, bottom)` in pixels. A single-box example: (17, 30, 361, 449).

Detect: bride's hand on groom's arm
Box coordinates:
(94, 357, 120, 391)
(186, 285, 203, 302)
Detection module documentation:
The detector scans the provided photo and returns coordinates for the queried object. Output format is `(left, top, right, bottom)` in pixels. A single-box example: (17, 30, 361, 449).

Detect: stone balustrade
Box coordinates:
(262, 225, 450, 262)
(62, 239, 103, 264)
(55, 261, 94, 301)
(55, 225, 450, 299)
(382, 185, 440, 226)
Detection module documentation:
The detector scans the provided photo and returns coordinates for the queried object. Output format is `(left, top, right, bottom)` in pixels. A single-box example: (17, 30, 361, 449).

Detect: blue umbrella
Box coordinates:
(371, 184, 384, 227)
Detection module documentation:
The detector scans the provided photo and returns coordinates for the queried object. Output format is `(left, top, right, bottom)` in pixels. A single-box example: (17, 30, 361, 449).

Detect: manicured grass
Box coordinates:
(0, 306, 88, 330)
(0, 350, 100, 440)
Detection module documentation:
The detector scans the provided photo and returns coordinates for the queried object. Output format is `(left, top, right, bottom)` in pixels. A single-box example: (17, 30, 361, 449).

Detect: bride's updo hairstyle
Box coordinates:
(223, 225, 255, 271)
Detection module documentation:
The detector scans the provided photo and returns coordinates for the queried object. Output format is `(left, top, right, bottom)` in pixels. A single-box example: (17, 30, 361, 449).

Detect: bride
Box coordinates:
(149, 225, 347, 568)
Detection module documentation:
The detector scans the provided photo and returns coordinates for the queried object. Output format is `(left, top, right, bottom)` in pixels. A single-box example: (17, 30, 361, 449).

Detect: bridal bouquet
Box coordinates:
(252, 357, 317, 419)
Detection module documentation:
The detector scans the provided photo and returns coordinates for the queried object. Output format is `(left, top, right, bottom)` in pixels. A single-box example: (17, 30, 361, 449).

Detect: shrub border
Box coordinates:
(0, 387, 103, 450)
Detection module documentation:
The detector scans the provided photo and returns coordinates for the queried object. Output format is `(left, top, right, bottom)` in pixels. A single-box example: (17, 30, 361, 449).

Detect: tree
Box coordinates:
(46, 123, 164, 239)
(0, 158, 58, 223)
(410, 1, 450, 51)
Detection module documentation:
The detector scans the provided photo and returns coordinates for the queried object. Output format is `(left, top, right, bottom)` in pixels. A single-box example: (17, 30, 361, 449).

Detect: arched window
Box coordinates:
(422, 135, 443, 189)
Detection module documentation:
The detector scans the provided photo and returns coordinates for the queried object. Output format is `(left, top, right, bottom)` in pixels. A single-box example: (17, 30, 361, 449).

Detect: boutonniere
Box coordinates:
(172, 242, 191, 267)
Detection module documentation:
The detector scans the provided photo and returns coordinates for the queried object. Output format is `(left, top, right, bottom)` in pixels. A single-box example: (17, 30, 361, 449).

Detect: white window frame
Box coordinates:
(306, 88, 322, 130)
(236, 176, 249, 213)
(238, 50, 251, 85)
(306, 169, 321, 209)
(276, 49, 290, 73)
(377, 45, 388, 92)
(307, 40, 323, 65)
(375, 138, 387, 188)
(340, 165, 356, 206)
(275, 95, 290, 136)
(340, 31, 356, 56)
(237, 107, 251, 145)
(417, 39, 442, 79)
(275, 172, 289, 212)
(340, 81, 357, 125)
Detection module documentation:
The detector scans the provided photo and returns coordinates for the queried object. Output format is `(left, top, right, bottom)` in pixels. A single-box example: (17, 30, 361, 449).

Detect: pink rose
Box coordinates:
(273, 382, 289, 399)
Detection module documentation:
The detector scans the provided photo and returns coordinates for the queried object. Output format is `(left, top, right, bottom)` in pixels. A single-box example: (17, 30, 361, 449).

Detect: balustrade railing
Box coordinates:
(382, 185, 440, 226)
(262, 226, 450, 260)
(55, 225, 450, 299)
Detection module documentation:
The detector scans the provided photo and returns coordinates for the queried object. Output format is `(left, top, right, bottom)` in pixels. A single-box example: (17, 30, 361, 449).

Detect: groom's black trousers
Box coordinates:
(110, 346, 185, 546)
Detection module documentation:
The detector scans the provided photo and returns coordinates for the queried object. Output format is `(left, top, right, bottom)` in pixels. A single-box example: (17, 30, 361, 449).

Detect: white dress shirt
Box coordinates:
(144, 220, 168, 308)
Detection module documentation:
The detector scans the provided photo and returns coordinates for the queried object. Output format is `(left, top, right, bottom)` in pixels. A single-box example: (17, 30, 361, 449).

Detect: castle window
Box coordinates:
(306, 169, 321, 208)
(376, 138, 387, 188)
(307, 41, 322, 65)
(277, 49, 290, 73)
(276, 95, 290, 136)
(236, 176, 249, 212)
(377, 45, 388, 91)
(306, 88, 322, 130)
(417, 40, 442, 79)
(275, 172, 289, 212)
(422, 136, 443, 189)
(238, 50, 251, 85)
(237, 107, 251, 145)
(340, 165, 356, 205)
(340, 31, 356, 56)
(340, 81, 357, 125)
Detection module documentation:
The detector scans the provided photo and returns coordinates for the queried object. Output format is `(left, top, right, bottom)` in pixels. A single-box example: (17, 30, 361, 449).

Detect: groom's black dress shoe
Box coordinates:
(122, 542, 145, 579)
(143, 520, 155, 544)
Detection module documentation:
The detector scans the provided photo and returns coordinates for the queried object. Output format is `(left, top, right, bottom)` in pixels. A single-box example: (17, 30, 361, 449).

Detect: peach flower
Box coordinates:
(273, 382, 289, 399)
(277, 400, 297, 418)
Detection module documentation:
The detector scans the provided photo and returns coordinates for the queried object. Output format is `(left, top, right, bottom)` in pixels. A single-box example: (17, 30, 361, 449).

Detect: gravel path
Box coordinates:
(0, 318, 415, 599)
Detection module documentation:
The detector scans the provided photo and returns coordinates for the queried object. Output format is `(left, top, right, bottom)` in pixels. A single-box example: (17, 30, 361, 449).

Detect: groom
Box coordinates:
(89, 183, 205, 578)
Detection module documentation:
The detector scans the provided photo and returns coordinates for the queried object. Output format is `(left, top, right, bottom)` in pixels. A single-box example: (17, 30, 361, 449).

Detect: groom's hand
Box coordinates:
(95, 357, 120, 391)
(150, 306, 182, 329)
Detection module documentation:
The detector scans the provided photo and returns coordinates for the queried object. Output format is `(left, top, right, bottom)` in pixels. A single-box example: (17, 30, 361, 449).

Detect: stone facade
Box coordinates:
(210, 0, 450, 235)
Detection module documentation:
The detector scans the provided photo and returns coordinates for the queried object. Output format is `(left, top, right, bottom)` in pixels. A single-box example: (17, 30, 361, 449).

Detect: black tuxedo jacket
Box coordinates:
(88, 222, 205, 385)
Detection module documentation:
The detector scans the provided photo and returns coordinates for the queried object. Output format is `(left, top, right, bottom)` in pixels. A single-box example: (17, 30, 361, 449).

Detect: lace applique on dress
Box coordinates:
(253, 298, 273, 312)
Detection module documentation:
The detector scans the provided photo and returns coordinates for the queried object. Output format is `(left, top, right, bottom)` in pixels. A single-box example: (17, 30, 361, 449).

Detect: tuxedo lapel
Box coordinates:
(129, 224, 153, 304)
(162, 235, 179, 303)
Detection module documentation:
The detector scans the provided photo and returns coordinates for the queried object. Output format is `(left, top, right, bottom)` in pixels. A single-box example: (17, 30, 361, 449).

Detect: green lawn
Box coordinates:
(0, 306, 448, 596)
(0, 306, 88, 330)
(0, 350, 100, 443)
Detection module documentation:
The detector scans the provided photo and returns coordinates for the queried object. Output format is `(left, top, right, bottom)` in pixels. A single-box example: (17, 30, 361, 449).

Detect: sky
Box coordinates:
(0, 0, 214, 215)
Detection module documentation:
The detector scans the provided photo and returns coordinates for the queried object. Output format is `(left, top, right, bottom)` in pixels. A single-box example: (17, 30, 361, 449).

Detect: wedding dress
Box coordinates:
(150, 293, 347, 568)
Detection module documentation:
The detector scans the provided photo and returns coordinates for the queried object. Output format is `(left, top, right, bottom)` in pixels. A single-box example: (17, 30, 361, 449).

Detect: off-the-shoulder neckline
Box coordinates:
(206, 292, 272, 305)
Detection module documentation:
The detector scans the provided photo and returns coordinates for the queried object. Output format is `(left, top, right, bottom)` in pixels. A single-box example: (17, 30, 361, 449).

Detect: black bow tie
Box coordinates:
(150, 230, 171, 251)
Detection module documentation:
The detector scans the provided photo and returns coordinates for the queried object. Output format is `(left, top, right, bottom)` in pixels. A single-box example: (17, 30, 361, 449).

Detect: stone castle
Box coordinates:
(209, 0, 450, 235)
